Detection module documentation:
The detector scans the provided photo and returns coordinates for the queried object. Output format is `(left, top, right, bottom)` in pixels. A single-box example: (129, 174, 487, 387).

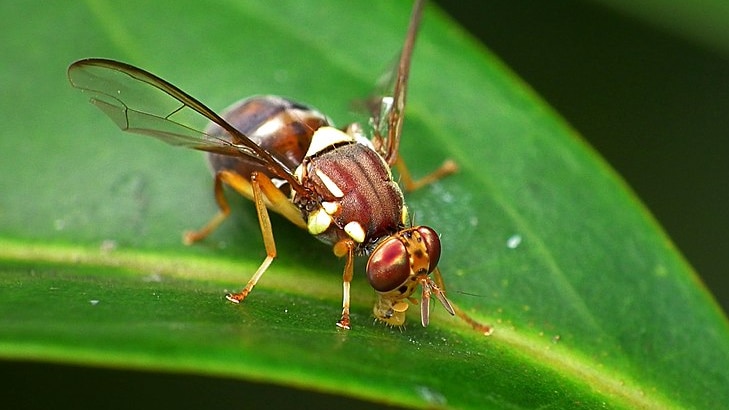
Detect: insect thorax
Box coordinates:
(293, 126, 408, 252)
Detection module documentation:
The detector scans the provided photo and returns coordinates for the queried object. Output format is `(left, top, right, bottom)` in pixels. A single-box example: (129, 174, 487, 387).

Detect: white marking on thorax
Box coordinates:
(305, 126, 353, 158)
(307, 208, 332, 235)
(345, 122, 376, 150)
(315, 169, 344, 198)
(344, 221, 366, 243)
(321, 201, 340, 215)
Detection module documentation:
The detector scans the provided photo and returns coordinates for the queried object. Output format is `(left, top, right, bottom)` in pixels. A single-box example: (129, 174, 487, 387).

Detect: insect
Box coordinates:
(68, 0, 491, 333)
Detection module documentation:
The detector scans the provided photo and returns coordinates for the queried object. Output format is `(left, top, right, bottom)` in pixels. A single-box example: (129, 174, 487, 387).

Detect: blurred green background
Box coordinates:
(435, 0, 729, 314)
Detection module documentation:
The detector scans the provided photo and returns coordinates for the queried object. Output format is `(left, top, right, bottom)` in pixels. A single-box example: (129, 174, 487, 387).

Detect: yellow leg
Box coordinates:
(395, 156, 458, 192)
(333, 239, 356, 329)
(183, 172, 229, 244)
(419, 271, 455, 327)
(226, 172, 277, 303)
(431, 268, 493, 335)
(183, 170, 305, 245)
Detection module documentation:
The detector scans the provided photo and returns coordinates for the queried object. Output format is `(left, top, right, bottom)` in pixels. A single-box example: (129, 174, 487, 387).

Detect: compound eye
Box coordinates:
(366, 237, 410, 292)
(417, 226, 441, 273)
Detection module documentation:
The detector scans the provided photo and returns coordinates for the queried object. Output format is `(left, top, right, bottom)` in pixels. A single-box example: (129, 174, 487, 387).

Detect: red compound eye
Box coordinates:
(417, 226, 441, 272)
(366, 237, 410, 292)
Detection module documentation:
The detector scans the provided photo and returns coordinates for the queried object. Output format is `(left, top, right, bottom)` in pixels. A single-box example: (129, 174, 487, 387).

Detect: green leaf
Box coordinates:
(2, 0, 728, 408)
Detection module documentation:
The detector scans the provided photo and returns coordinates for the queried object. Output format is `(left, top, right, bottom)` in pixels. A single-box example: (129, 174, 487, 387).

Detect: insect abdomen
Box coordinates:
(205, 95, 330, 192)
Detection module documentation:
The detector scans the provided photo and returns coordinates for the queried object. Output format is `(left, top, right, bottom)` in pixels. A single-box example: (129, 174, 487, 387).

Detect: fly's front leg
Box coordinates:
(432, 268, 493, 335)
(333, 239, 356, 329)
(395, 156, 458, 192)
(226, 171, 279, 303)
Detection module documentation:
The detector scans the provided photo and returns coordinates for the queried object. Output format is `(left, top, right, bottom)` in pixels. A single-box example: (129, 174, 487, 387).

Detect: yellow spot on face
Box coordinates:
(307, 208, 332, 235)
(321, 201, 339, 215)
(392, 301, 409, 312)
(344, 221, 366, 243)
(315, 169, 344, 198)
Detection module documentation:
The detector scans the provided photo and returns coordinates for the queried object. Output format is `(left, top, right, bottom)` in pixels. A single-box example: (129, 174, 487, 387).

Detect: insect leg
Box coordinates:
(431, 268, 493, 335)
(333, 239, 356, 329)
(183, 171, 230, 244)
(184, 170, 305, 245)
(395, 156, 459, 192)
(225, 171, 277, 303)
(419, 268, 454, 328)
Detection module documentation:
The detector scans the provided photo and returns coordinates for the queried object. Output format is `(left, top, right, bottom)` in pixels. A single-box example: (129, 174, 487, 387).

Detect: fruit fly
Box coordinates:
(68, 0, 491, 333)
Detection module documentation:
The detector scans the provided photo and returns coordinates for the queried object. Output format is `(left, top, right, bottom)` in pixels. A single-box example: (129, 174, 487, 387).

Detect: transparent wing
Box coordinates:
(67, 58, 304, 192)
(360, 56, 397, 156)
(365, 0, 425, 165)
